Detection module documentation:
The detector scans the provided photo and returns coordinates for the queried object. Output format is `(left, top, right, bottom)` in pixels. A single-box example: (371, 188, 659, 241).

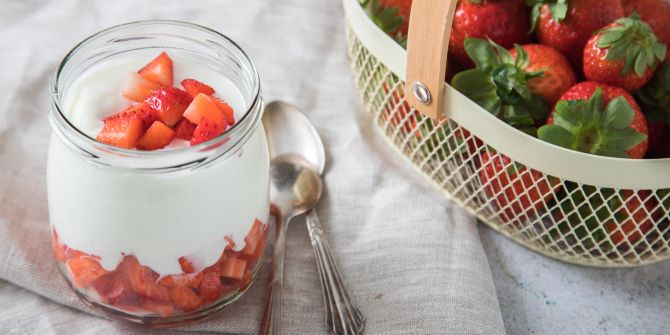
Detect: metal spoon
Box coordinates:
(261, 101, 366, 335)
(259, 154, 322, 335)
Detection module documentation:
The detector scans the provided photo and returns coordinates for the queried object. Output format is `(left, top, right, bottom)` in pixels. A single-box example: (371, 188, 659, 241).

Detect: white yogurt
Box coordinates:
(48, 53, 270, 276)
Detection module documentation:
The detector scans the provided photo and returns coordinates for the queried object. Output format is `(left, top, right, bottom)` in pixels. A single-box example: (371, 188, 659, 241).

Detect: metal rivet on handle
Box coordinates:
(412, 81, 431, 105)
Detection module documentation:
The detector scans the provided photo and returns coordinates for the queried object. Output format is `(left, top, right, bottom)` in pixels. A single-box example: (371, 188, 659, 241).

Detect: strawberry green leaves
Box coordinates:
(361, 0, 407, 47)
(452, 38, 549, 133)
(596, 15, 667, 76)
(538, 88, 647, 158)
(635, 61, 670, 127)
(527, 0, 569, 32)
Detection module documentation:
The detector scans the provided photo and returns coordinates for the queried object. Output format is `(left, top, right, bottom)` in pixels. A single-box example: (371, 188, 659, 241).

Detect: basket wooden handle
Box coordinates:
(404, 0, 458, 119)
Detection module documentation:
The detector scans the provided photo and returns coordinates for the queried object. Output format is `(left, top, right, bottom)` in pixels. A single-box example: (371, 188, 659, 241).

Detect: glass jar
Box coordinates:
(47, 21, 270, 326)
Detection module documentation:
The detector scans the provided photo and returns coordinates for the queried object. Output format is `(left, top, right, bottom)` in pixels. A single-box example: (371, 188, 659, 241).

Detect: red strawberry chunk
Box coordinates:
(174, 119, 197, 140)
(168, 286, 202, 312)
(158, 272, 203, 288)
(96, 113, 144, 149)
(138, 52, 174, 86)
(241, 220, 263, 257)
(183, 93, 227, 127)
(122, 72, 162, 103)
(181, 78, 215, 98)
(179, 256, 197, 274)
(220, 257, 247, 281)
(213, 98, 235, 126)
(51, 233, 67, 262)
(145, 87, 193, 127)
(117, 102, 157, 130)
(190, 120, 226, 146)
(66, 256, 108, 288)
(137, 121, 175, 151)
(92, 272, 134, 305)
(119, 255, 169, 302)
(198, 266, 223, 302)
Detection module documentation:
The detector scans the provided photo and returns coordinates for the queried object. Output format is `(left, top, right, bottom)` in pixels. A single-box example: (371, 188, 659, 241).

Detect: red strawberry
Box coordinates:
(190, 120, 226, 146)
(145, 87, 193, 127)
(138, 52, 174, 87)
(179, 256, 197, 274)
(122, 72, 162, 103)
(605, 190, 655, 247)
(451, 38, 550, 133)
(480, 151, 557, 224)
(51, 230, 67, 262)
(584, 16, 667, 92)
(96, 113, 144, 149)
(539, 82, 649, 158)
(181, 78, 215, 98)
(168, 286, 202, 312)
(117, 102, 156, 130)
(622, 0, 670, 50)
(158, 272, 203, 288)
(183, 93, 228, 127)
(137, 121, 175, 151)
(198, 266, 223, 302)
(174, 119, 197, 140)
(509, 44, 577, 106)
(531, 0, 624, 69)
(379, 0, 412, 35)
(119, 255, 169, 302)
(213, 98, 235, 126)
(92, 272, 135, 305)
(219, 257, 247, 281)
(66, 256, 108, 288)
(449, 0, 531, 68)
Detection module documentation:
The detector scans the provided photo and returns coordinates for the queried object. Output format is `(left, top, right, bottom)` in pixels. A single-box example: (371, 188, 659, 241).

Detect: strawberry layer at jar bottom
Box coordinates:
(51, 219, 268, 320)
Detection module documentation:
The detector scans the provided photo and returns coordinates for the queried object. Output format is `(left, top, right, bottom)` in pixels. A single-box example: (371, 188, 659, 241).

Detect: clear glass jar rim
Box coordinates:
(49, 20, 262, 171)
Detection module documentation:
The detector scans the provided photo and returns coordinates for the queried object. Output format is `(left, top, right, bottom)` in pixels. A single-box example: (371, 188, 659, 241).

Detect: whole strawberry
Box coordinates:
(379, 0, 412, 35)
(539, 82, 649, 158)
(449, 0, 531, 68)
(622, 0, 670, 51)
(480, 151, 557, 224)
(635, 60, 670, 157)
(509, 44, 577, 105)
(584, 15, 667, 92)
(529, 0, 624, 68)
(451, 38, 549, 134)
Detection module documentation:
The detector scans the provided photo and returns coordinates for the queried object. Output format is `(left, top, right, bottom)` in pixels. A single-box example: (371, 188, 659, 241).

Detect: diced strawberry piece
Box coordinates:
(122, 72, 162, 103)
(96, 113, 144, 149)
(159, 272, 203, 288)
(51, 232, 67, 262)
(173, 119, 197, 140)
(66, 256, 108, 288)
(119, 255, 169, 302)
(117, 102, 157, 130)
(92, 272, 134, 305)
(183, 94, 227, 126)
(65, 248, 88, 260)
(213, 98, 235, 126)
(224, 236, 236, 251)
(220, 257, 247, 281)
(140, 299, 175, 317)
(145, 87, 193, 127)
(190, 120, 226, 146)
(179, 256, 197, 274)
(198, 266, 223, 302)
(168, 286, 202, 312)
(138, 52, 174, 86)
(241, 220, 264, 257)
(181, 78, 215, 98)
(137, 121, 175, 151)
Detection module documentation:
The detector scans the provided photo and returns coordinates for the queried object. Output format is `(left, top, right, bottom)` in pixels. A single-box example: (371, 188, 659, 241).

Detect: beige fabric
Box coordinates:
(0, 0, 504, 334)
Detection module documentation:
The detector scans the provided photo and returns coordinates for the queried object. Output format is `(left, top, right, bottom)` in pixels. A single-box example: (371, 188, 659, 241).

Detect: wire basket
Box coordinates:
(343, 0, 670, 267)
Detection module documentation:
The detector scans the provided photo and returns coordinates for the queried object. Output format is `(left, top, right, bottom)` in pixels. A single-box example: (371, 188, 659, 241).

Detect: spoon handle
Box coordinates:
(259, 215, 289, 335)
(306, 210, 366, 335)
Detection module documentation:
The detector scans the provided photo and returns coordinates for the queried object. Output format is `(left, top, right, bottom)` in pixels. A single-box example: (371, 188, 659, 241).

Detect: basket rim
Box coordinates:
(343, 0, 670, 189)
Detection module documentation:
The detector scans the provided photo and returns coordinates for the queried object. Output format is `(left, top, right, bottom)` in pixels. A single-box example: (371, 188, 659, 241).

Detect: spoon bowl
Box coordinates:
(270, 154, 323, 219)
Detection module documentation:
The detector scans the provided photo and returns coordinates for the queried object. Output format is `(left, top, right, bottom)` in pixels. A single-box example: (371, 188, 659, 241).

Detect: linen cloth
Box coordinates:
(0, 0, 505, 334)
